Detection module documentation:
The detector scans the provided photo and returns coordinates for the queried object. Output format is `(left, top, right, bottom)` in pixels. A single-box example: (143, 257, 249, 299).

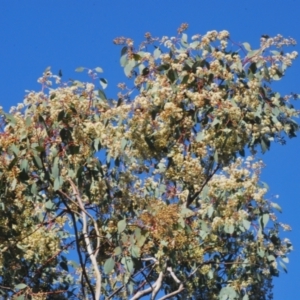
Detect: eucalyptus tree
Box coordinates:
(0, 24, 298, 299)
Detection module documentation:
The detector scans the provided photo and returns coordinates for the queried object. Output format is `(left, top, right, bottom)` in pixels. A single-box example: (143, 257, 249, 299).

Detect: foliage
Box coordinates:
(0, 25, 299, 299)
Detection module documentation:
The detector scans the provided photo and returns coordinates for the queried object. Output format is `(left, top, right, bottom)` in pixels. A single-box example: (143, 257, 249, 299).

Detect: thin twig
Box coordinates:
(186, 163, 220, 207)
(108, 261, 157, 299)
(59, 194, 95, 300)
(58, 187, 101, 258)
(107, 285, 125, 300)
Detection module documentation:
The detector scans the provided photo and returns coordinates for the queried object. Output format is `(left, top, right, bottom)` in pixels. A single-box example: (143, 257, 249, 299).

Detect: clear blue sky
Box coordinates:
(1, 1, 299, 298)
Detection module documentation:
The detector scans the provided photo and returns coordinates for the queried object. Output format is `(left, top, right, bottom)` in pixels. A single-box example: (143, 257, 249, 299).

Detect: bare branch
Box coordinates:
(157, 267, 185, 300)
(151, 271, 163, 300)
(130, 286, 154, 300)
(158, 284, 185, 300)
(141, 257, 158, 263)
(60, 196, 93, 299)
(68, 178, 102, 300)
(166, 267, 181, 284)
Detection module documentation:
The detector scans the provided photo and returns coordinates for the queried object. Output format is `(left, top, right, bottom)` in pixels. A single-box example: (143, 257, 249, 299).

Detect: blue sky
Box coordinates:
(1, 1, 299, 298)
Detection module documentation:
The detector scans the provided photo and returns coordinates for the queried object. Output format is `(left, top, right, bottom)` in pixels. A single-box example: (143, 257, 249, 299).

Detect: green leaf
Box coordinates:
(75, 67, 85, 72)
(145, 136, 155, 150)
(157, 162, 166, 173)
(120, 46, 128, 57)
(72, 80, 84, 88)
(136, 235, 147, 247)
(104, 257, 115, 274)
(54, 176, 63, 191)
(57, 110, 65, 122)
(120, 54, 128, 67)
(14, 283, 27, 290)
(33, 155, 43, 169)
(260, 136, 270, 153)
(279, 260, 288, 273)
(180, 207, 194, 218)
(69, 260, 79, 269)
(114, 246, 122, 256)
(121, 256, 134, 273)
(261, 213, 269, 229)
(211, 118, 220, 127)
(207, 206, 214, 218)
(35, 146, 45, 153)
(138, 64, 146, 75)
(154, 47, 161, 60)
(243, 42, 252, 52)
(181, 33, 188, 47)
(52, 157, 59, 178)
(124, 59, 136, 77)
(44, 66, 51, 73)
(98, 89, 107, 100)
(167, 69, 177, 83)
(45, 200, 56, 211)
(117, 219, 127, 234)
(93, 138, 101, 151)
(25, 117, 32, 127)
(20, 159, 29, 172)
(239, 149, 245, 157)
(247, 49, 260, 58)
(267, 255, 275, 262)
(257, 248, 265, 258)
(10, 144, 19, 156)
(270, 202, 282, 213)
(5, 113, 16, 125)
(121, 138, 127, 151)
(99, 78, 108, 89)
(224, 224, 234, 234)
(242, 219, 251, 230)
(60, 128, 73, 143)
(124, 64, 133, 77)
(95, 67, 103, 73)
(196, 132, 204, 142)
(190, 41, 200, 49)
(130, 245, 140, 258)
(160, 240, 168, 246)
(214, 150, 218, 164)
(133, 53, 141, 61)
(219, 286, 237, 300)
(69, 145, 80, 155)
(60, 261, 69, 272)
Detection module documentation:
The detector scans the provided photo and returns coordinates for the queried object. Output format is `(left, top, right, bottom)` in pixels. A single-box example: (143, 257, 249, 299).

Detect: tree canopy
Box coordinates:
(0, 25, 299, 299)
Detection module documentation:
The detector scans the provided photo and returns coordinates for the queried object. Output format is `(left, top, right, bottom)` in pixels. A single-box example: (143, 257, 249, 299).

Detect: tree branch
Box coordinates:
(157, 267, 185, 300)
(130, 286, 154, 300)
(68, 178, 102, 300)
(151, 271, 163, 300)
(158, 284, 184, 300)
(60, 196, 94, 300)
(186, 163, 220, 207)
(166, 267, 181, 284)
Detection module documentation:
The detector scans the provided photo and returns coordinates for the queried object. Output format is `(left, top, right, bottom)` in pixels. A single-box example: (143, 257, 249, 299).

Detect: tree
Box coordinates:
(0, 24, 298, 299)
